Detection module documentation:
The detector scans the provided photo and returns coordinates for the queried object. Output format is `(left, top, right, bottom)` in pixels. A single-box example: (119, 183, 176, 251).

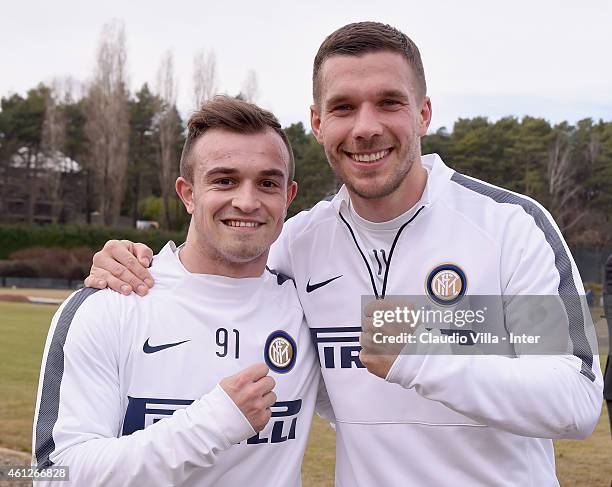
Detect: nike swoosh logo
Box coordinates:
(143, 338, 190, 354)
(306, 275, 343, 293)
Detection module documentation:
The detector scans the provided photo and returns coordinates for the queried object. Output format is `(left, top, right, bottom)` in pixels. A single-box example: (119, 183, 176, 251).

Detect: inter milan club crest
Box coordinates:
(264, 331, 297, 373)
(426, 264, 467, 306)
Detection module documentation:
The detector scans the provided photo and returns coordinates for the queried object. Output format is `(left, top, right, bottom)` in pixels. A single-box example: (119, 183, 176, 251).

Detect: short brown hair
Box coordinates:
(180, 95, 295, 182)
(312, 21, 427, 105)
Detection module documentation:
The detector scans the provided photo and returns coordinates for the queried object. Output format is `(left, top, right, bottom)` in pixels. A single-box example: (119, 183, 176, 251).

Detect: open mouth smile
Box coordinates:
(222, 220, 262, 228)
(345, 149, 392, 163)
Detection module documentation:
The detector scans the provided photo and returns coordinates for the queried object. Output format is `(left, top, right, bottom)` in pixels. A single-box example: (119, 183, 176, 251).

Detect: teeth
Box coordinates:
(225, 220, 260, 228)
(350, 149, 390, 162)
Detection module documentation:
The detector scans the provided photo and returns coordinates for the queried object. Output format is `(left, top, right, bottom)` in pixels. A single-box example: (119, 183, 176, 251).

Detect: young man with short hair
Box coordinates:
(85, 22, 603, 486)
(33, 96, 321, 486)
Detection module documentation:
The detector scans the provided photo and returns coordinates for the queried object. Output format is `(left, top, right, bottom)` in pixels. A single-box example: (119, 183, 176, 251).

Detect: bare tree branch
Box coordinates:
(42, 82, 67, 222)
(241, 69, 260, 103)
(156, 50, 180, 229)
(84, 19, 130, 226)
(193, 48, 217, 109)
(547, 129, 585, 235)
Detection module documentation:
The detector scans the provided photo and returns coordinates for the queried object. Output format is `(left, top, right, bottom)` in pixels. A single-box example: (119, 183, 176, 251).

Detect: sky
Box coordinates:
(1, 0, 611, 132)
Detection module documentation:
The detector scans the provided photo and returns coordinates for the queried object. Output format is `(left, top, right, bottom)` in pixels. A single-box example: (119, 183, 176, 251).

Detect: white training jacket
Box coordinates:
(32, 243, 319, 486)
(268, 154, 603, 487)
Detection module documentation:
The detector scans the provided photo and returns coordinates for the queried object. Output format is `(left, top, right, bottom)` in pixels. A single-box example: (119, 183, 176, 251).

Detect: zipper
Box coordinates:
(339, 206, 425, 299)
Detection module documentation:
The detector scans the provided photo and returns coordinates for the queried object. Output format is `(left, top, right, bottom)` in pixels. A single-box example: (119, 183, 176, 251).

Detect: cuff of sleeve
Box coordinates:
(203, 384, 256, 444)
(385, 353, 427, 389)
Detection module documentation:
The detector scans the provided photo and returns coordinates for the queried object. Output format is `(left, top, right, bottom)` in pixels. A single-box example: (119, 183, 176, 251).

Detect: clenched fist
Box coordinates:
(220, 363, 276, 432)
(360, 297, 416, 379)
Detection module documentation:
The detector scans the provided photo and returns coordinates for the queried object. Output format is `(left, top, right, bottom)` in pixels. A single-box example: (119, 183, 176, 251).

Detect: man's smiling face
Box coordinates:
(183, 128, 296, 269)
(311, 50, 430, 203)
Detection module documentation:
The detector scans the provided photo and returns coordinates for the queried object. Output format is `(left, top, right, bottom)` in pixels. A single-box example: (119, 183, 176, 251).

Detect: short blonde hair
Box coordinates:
(180, 95, 295, 182)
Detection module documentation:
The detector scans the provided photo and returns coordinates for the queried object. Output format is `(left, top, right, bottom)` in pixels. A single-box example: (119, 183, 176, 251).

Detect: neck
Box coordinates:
(350, 159, 428, 223)
(179, 229, 267, 278)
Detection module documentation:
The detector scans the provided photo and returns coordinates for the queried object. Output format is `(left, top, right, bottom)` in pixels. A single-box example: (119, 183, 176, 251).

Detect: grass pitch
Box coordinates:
(0, 299, 610, 485)
(0, 301, 56, 452)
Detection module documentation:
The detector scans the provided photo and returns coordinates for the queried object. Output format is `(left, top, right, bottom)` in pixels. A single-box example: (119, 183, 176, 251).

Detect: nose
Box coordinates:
(231, 182, 261, 213)
(351, 103, 383, 141)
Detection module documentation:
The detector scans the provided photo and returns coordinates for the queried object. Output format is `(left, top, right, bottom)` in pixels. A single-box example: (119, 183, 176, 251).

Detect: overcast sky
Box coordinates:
(2, 0, 611, 132)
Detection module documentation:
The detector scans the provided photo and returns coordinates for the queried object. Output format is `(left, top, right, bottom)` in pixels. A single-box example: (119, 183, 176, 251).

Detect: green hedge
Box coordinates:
(0, 224, 186, 259)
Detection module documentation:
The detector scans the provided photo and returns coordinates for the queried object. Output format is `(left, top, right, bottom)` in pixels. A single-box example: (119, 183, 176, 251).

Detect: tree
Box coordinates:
(240, 69, 260, 103)
(125, 84, 160, 226)
(568, 119, 612, 246)
(155, 50, 183, 230)
(41, 82, 67, 222)
(0, 86, 48, 223)
(422, 127, 451, 160)
(62, 90, 89, 222)
(547, 123, 585, 236)
(500, 117, 552, 199)
(285, 122, 336, 217)
(588, 121, 612, 216)
(447, 117, 502, 184)
(192, 49, 218, 109)
(84, 19, 130, 226)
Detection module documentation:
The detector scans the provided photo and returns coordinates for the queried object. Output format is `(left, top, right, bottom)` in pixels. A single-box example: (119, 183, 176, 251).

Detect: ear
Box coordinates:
(175, 177, 195, 214)
(286, 181, 298, 209)
(310, 104, 324, 144)
(418, 96, 432, 137)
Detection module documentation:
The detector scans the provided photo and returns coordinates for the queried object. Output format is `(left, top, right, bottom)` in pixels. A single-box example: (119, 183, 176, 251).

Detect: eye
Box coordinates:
(332, 104, 353, 113)
(213, 177, 235, 186)
(380, 99, 401, 108)
(260, 179, 280, 188)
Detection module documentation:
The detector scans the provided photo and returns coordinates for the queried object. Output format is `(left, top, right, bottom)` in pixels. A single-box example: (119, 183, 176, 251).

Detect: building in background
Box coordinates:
(0, 147, 86, 224)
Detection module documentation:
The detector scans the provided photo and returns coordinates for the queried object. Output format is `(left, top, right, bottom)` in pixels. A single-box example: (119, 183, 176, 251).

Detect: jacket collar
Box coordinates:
(330, 153, 453, 217)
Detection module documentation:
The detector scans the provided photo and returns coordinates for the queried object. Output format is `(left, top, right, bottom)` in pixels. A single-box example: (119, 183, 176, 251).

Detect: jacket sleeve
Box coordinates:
(315, 374, 335, 424)
(385, 206, 603, 440)
(33, 289, 254, 486)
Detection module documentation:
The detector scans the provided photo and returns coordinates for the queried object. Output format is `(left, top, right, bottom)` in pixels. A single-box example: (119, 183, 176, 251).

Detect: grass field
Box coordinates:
(0, 295, 610, 485)
(0, 288, 74, 300)
(0, 301, 56, 453)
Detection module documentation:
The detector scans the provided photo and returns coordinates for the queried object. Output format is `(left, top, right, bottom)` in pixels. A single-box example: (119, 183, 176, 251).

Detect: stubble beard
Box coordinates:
(216, 233, 269, 264)
(330, 138, 420, 200)
(195, 219, 269, 267)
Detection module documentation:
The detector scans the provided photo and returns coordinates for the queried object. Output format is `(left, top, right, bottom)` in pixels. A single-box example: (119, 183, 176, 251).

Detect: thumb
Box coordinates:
(134, 243, 154, 267)
(240, 363, 270, 382)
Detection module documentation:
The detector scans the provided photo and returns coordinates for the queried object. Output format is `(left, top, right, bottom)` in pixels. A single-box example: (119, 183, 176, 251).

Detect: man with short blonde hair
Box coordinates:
(33, 96, 320, 486)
